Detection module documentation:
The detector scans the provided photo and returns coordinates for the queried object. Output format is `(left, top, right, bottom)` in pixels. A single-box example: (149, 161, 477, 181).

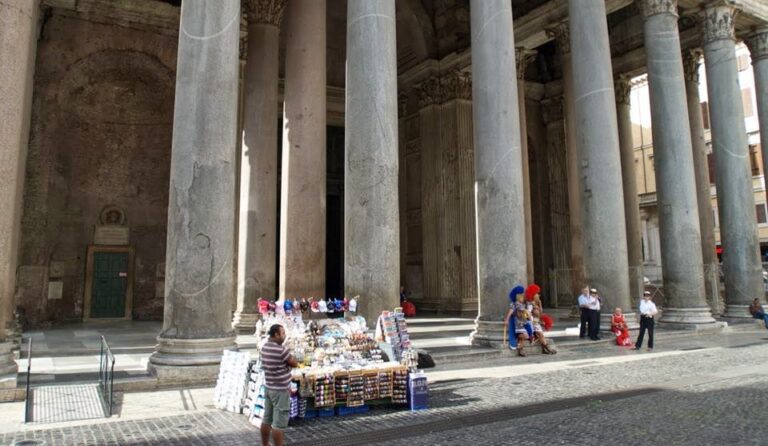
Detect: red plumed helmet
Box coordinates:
(524, 284, 541, 301)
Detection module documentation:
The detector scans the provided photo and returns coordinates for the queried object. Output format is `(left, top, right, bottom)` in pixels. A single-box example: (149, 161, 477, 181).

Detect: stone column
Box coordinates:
(415, 76, 443, 310)
(233, 0, 285, 333)
(279, 0, 327, 299)
(0, 0, 39, 384)
(517, 48, 537, 284)
(683, 48, 721, 314)
(700, 3, 763, 317)
(470, 0, 527, 347)
(615, 75, 644, 306)
(567, 1, 632, 315)
(747, 28, 768, 208)
(440, 70, 478, 315)
(149, 0, 240, 380)
(542, 96, 573, 307)
(638, 0, 714, 326)
(345, 0, 400, 323)
(547, 22, 586, 306)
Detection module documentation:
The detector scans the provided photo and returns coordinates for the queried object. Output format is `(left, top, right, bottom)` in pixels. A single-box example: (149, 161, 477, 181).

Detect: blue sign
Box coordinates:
(408, 373, 428, 411)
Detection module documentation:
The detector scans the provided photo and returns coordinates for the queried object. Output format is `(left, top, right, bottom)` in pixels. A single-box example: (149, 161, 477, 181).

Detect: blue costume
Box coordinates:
(507, 285, 526, 348)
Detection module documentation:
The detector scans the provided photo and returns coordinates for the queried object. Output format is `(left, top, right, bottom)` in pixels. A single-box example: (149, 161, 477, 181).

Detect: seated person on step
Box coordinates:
(611, 307, 632, 347)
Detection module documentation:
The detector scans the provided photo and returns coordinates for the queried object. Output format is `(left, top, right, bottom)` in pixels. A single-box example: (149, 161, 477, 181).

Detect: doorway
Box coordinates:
(84, 246, 134, 319)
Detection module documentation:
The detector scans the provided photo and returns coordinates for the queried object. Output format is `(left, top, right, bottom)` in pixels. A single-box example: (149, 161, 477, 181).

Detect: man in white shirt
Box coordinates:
(577, 286, 591, 339)
(633, 291, 658, 351)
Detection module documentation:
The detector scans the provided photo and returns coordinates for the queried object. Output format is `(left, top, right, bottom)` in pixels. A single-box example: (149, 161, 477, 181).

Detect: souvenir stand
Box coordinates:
(214, 298, 428, 427)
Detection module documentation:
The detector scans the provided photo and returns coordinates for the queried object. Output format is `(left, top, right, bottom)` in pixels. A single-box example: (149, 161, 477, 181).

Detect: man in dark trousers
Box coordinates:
(260, 324, 299, 446)
(577, 286, 591, 339)
(590, 287, 602, 340)
(633, 291, 658, 351)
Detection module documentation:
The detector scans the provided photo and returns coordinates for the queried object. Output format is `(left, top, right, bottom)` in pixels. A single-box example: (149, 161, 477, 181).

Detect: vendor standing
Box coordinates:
(260, 324, 299, 446)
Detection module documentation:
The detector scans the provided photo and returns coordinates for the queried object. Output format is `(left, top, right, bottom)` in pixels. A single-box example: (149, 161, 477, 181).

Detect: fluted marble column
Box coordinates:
(700, 3, 763, 317)
(517, 48, 537, 284)
(470, 0, 527, 347)
(233, 0, 285, 334)
(638, 0, 714, 325)
(568, 0, 632, 314)
(542, 96, 573, 307)
(615, 75, 644, 305)
(149, 0, 240, 380)
(683, 48, 721, 314)
(547, 22, 586, 306)
(279, 0, 327, 299)
(747, 28, 768, 207)
(0, 0, 39, 384)
(345, 0, 400, 324)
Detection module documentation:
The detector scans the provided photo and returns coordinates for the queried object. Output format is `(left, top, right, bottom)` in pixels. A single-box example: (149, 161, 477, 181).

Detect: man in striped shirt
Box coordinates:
(260, 324, 298, 446)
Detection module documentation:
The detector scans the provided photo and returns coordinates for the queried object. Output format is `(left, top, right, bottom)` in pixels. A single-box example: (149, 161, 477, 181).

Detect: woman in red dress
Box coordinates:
(611, 307, 632, 347)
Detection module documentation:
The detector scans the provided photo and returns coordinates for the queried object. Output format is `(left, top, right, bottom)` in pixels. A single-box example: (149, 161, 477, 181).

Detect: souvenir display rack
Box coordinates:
(215, 308, 426, 423)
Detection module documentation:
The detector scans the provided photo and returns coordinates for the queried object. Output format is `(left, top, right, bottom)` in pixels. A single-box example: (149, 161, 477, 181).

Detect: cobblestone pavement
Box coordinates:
(2, 329, 767, 445)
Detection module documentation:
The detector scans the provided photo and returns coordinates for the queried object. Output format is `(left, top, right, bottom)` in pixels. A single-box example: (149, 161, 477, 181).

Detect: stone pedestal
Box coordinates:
(639, 1, 714, 326)
(0, 0, 39, 384)
(567, 1, 631, 314)
(234, 1, 286, 333)
(615, 76, 644, 304)
(701, 4, 763, 318)
(469, 0, 527, 347)
(345, 0, 400, 324)
(149, 0, 240, 379)
(279, 0, 327, 299)
(683, 49, 721, 315)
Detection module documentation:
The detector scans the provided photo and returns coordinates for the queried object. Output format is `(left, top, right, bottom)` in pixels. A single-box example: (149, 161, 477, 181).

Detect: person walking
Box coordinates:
(578, 286, 591, 339)
(260, 324, 299, 446)
(633, 291, 658, 351)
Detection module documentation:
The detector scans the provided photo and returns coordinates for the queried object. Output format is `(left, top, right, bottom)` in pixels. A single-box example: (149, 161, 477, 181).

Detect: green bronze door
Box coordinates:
(90, 252, 128, 318)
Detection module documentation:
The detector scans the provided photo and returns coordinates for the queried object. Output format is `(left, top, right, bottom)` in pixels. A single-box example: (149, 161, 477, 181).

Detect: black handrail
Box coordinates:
(24, 337, 32, 423)
(98, 335, 115, 416)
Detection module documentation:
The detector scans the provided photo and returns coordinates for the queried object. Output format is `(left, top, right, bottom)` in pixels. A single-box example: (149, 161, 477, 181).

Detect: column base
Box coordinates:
(724, 304, 752, 319)
(148, 335, 236, 384)
(470, 319, 506, 348)
(231, 311, 260, 334)
(0, 342, 18, 402)
(659, 307, 716, 327)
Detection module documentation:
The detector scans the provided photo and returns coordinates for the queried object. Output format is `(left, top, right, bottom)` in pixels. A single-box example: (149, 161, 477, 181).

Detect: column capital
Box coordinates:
(541, 95, 564, 124)
(243, 0, 286, 26)
(746, 26, 768, 62)
(441, 70, 472, 102)
(699, 1, 740, 45)
(636, 0, 678, 19)
(545, 21, 570, 55)
(415, 75, 442, 108)
(682, 48, 703, 83)
(614, 75, 632, 106)
(515, 48, 537, 80)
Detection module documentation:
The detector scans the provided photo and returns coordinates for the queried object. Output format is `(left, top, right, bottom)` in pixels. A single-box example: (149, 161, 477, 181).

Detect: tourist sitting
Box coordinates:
(749, 298, 768, 329)
(610, 307, 632, 347)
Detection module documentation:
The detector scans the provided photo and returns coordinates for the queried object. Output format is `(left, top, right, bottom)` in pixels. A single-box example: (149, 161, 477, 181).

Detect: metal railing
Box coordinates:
(24, 337, 32, 423)
(98, 335, 115, 416)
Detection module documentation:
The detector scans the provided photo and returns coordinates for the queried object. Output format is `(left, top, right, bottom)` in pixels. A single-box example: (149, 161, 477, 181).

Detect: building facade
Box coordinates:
(2, 0, 768, 381)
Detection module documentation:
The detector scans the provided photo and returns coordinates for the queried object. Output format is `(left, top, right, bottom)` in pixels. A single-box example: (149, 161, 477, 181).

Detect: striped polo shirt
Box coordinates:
(261, 340, 292, 390)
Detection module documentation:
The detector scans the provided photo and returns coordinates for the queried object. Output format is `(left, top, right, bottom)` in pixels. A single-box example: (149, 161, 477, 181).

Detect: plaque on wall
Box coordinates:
(93, 205, 130, 245)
